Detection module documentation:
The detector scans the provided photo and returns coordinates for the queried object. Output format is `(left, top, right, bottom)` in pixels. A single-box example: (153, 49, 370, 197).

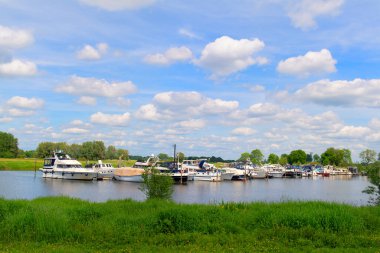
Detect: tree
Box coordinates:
(313, 154, 321, 163)
(140, 169, 174, 200)
(250, 149, 264, 165)
(177, 152, 185, 162)
(106, 145, 117, 160)
(362, 161, 380, 205)
(158, 153, 169, 160)
(36, 142, 57, 158)
(320, 147, 347, 166)
(306, 153, 313, 163)
(68, 144, 82, 159)
(238, 152, 251, 162)
(279, 154, 288, 166)
(0, 131, 18, 158)
(342, 149, 352, 166)
(267, 153, 279, 164)
(288, 150, 307, 165)
(116, 149, 129, 160)
(378, 152, 380, 161)
(360, 149, 377, 165)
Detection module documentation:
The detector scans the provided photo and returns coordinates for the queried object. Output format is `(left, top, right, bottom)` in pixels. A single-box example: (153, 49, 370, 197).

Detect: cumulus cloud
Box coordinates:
(62, 128, 89, 134)
(76, 43, 108, 60)
(154, 91, 202, 107)
(6, 96, 44, 109)
(195, 36, 266, 79)
(153, 91, 238, 116)
(288, 0, 345, 30)
(90, 112, 130, 126)
(292, 78, 380, 107)
(79, 0, 155, 11)
(56, 76, 137, 98)
(332, 125, 371, 138)
(0, 25, 34, 49)
(231, 127, 256, 136)
(0, 59, 37, 76)
(77, 96, 97, 106)
(135, 104, 162, 121)
(144, 46, 193, 65)
(277, 49, 336, 77)
(174, 119, 206, 130)
(248, 103, 280, 117)
(7, 108, 35, 117)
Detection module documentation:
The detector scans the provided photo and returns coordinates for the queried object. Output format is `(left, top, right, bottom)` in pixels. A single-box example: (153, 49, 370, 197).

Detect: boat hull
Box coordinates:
(113, 175, 143, 182)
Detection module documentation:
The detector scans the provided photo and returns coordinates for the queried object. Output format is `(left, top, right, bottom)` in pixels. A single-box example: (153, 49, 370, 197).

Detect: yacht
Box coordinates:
(90, 160, 115, 180)
(113, 155, 158, 182)
(40, 151, 97, 181)
(264, 164, 285, 178)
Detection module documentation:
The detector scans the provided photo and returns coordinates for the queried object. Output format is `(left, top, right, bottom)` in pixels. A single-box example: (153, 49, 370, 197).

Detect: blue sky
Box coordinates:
(1, 0, 380, 160)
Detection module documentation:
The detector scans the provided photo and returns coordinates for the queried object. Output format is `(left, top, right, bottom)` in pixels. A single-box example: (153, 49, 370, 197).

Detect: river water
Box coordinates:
(0, 171, 373, 206)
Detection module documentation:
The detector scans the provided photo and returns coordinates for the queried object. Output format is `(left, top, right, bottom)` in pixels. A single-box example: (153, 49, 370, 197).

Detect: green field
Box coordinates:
(0, 158, 136, 171)
(0, 197, 379, 252)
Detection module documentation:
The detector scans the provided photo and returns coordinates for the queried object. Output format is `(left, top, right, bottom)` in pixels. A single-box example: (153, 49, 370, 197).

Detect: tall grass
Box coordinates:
(0, 197, 379, 251)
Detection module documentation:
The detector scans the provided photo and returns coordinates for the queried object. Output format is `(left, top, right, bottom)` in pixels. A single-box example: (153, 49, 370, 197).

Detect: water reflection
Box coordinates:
(0, 171, 372, 205)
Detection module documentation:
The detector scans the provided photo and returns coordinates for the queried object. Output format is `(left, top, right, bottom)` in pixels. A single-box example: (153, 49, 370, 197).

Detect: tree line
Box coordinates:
(238, 147, 380, 166)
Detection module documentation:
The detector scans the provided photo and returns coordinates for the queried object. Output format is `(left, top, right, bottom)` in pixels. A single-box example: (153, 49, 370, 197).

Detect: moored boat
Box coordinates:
(39, 151, 97, 181)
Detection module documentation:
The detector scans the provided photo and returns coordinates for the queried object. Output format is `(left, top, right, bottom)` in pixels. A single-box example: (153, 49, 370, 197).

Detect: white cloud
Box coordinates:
(0, 117, 12, 123)
(6, 96, 44, 109)
(79, 0, 155, 11)
(7, 108, 35, 117)
(195, 36, 266, 79)
(70, 120, 85, 125)
(135, 104, 162, 121)
(154, 91, 202, 107)
(151, 91, 238, 119)
(90, 112, 131, 126)
(277, 49, 336, 77)
(76, 43, 108, 60)
(56, 76, 137, 98)
(288, 0, 345, 30)
(231, 127, 256, 136)
(194, 98, 239, 114)
(0, 25, 33, 49)
(332, 125, 371, 138)
(248, 103, 280, 117)
(369, 118, 380, 129)
(178, 28, 200, 39)
(144, 46, 193, 65)
(77, 96, 97, 106)
(0, 59, 37, 76)
(109, 97, 131, 107)
(293, 78, 380, 107)
(62, 128, 89, 134)
(175, 119, 206, 130)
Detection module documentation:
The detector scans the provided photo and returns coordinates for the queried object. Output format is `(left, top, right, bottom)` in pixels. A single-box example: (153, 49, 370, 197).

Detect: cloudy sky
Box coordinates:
(1, 0, 379, 160)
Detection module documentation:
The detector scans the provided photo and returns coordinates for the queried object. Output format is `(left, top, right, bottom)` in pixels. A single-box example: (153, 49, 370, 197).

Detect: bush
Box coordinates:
(139, 169, 174, 200)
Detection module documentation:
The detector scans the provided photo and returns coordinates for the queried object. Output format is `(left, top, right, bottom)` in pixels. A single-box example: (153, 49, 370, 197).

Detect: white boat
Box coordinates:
(113, 167, 145, 182)
(91, 160, 115, 180)
(39, 151, 97, 181)
(263, 164, 285, 178)
(221, 167, 247, 180)
(113, 155, 158, 182)
(193, 170, 222, 182)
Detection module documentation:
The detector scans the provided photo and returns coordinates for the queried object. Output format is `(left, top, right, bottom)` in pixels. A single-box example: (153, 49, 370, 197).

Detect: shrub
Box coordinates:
(139, 169, 173, 200)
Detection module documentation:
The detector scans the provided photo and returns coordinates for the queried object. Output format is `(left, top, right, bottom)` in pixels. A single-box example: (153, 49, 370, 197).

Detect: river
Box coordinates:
(0, 171, 373, 205)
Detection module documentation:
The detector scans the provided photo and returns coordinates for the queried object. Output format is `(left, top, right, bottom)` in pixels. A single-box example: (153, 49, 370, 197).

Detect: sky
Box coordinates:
(0, 0, 380, 160)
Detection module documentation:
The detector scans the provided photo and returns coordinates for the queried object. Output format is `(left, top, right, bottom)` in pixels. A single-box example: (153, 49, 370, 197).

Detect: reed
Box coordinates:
(0, 197, 379, 252)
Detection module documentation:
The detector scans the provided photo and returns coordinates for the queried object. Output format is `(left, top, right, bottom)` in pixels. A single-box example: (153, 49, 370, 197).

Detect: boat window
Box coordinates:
(44, 159, 55, 166)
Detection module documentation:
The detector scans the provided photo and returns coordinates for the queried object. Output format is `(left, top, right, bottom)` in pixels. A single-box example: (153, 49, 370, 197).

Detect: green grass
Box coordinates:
(0, 197, 379, 252)
(0, 158, 136, 171)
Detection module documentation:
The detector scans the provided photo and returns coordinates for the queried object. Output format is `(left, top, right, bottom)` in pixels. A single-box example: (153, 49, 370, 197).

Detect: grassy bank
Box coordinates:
(0, 158, 136, 171)
(0, 197, 379, 252)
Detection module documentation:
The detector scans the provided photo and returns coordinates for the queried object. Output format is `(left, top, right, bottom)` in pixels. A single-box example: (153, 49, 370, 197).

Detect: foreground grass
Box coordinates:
(0, 158, 136, 171)
(0, 197, 379, 252)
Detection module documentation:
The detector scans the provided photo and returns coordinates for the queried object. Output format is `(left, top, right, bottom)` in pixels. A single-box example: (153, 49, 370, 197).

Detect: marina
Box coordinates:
(0, 171, 372, 206)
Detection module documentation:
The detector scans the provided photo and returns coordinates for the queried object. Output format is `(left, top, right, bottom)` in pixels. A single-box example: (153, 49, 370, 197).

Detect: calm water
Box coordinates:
(0, 171, 373, 206)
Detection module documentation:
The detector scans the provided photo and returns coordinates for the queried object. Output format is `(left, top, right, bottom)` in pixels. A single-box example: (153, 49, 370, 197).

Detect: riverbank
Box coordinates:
(0, 197, 379, 252)
(0, 158, 136, 171)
